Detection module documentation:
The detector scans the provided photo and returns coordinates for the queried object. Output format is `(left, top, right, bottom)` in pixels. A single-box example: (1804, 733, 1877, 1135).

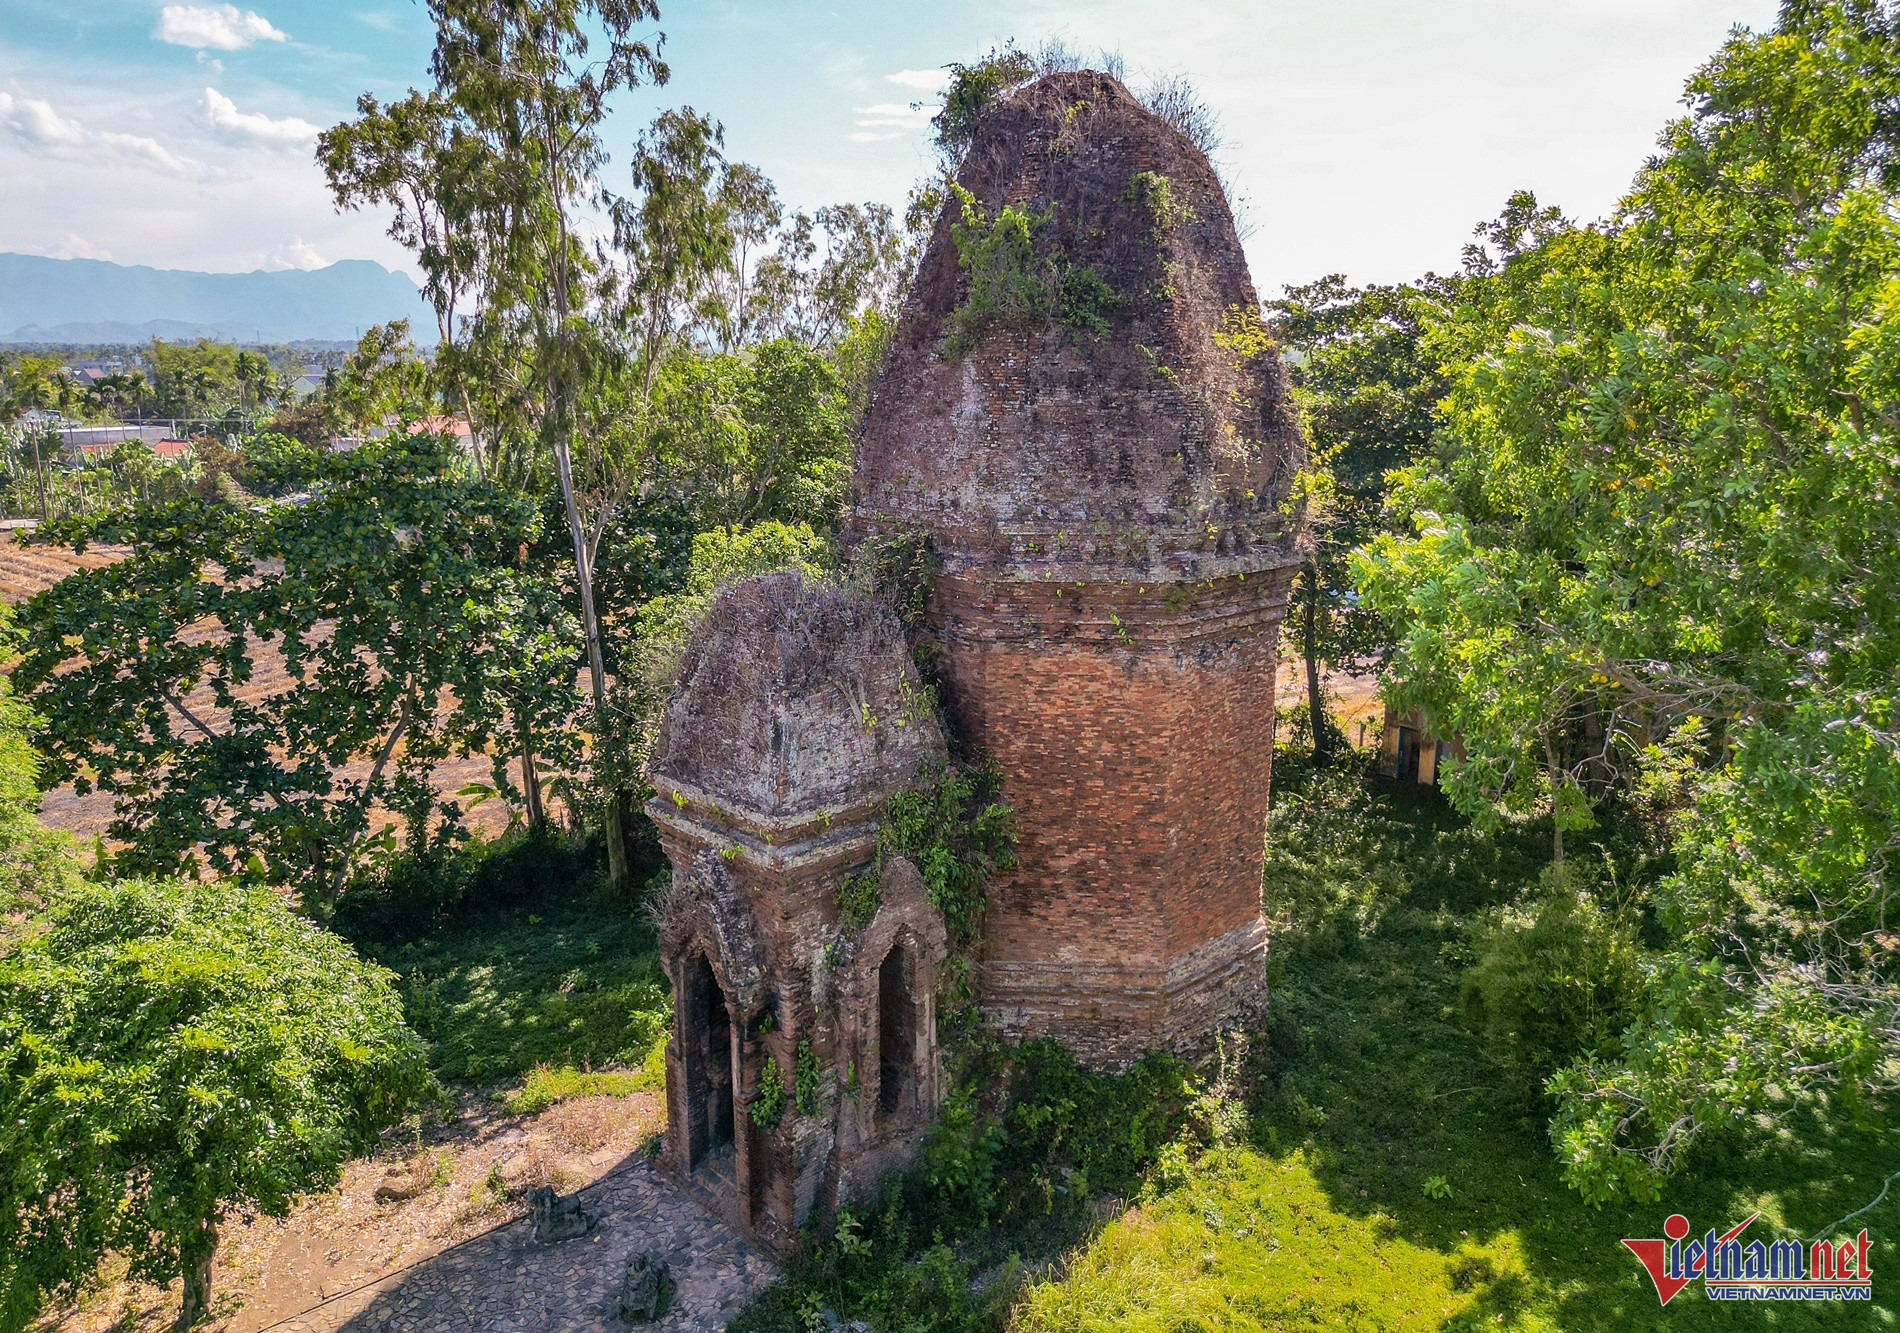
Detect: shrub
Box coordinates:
(0, 877, 433, 1330)
(502, 1044, 666, 1116)
(946, 185, 1054, 354)
(752, 1056, 789, 1133)
(1460, 861, 1647, 1096)
(333, 825, 606, 942)
(731, 1038, 1202, 1333)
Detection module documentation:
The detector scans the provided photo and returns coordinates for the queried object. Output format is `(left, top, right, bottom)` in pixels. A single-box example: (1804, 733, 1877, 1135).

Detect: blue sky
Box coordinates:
(0, 0, 1781, 297)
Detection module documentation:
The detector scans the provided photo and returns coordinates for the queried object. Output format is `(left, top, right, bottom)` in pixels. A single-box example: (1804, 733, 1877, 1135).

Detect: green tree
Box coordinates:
(149, 340, 241, 422)
(1268, 276, 1450, 760)
(0, 876, 433, 1331)
(318, 89, 484, 468)
(603, 519, 828, 794)
(0, 607, 76, 919)
(321, 0, 721, 894)
(321, 321, 436, 438)
(645, 338, 852, 531)
(1356, 2, 1900, 1199)
(15, 432, 580, 910)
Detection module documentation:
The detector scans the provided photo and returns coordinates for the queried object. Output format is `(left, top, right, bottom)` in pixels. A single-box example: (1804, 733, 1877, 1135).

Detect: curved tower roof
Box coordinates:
(852, 70, 1307, 584)
(648, 570, 946, 823)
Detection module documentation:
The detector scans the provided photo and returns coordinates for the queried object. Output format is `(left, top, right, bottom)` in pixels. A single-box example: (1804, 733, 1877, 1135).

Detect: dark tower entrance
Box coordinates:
(878, 941, 915, 1118)
(684, 951, 734, 1170)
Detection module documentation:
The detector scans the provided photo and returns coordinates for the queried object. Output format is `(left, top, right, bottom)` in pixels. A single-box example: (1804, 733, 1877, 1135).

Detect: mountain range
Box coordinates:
(0, 253, 437, 346)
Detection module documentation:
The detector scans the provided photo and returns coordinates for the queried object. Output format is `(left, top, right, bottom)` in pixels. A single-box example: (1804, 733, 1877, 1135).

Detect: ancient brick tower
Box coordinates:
(851, 71, 1310, 1067)
(646, 571, 951, 1254)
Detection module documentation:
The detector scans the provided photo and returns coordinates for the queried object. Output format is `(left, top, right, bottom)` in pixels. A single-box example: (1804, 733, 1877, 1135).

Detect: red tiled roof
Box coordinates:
(408, 416, 473, 438)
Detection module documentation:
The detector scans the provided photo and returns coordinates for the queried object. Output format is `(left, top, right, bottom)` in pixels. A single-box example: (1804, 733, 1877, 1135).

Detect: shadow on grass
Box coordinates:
(355, 896, 671, 1085)
(1247, 761, 1899, 1331)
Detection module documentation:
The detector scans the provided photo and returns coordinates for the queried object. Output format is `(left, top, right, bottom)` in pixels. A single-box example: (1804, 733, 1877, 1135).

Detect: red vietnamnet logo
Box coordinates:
(1622, 1212, 1874, 1304)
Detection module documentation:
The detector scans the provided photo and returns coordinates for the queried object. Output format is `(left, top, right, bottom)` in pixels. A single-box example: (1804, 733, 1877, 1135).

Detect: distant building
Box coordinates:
(408, 416, 473, 444)
(330, 417, 472, 454)
(55, 424, 173, 456)
(1377, 706, 1462, 786)
(290, 365, 329, 400)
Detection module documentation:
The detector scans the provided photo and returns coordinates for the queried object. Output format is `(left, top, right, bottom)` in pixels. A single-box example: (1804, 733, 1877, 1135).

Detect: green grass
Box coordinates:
(503, 1049, 667, 1114)
(355, 896, 671, 1087)
(1019, 759, 1900, 1330)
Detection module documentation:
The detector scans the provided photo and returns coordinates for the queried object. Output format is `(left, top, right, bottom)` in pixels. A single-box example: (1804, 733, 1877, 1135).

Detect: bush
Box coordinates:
(333, 825, 606, 943)
(732, 1039, 1203, 1332)
(0, 877, 432, 1330)
(1460, 861, 1647, 1097)
(1259, 754, 1412, 948)
(502, 1044, 666, 1115)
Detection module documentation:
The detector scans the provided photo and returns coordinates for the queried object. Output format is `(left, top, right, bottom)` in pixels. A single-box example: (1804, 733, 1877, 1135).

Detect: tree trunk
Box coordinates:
(1545, 730, 1565, 865)
(1302, 568, 1330, 764)
(519, 736, 545, 829)
(551, 426, 628, 893)
(32, 434, 48, 522)
(173, 1220, 216, 1331)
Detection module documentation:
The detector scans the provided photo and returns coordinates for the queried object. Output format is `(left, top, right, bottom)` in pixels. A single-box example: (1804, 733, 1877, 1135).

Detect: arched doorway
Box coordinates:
(877, 940, 916, 1118)
(684, 951, 735, 1170)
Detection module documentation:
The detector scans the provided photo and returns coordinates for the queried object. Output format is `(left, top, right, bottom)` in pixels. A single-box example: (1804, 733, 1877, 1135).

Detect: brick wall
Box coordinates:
(929, 569, 1293, 1066)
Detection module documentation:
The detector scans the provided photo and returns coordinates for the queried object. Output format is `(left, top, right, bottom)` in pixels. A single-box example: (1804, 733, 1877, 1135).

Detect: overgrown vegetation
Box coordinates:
(1016, 754, 1899, 1331)
(943, 185, 1121, 354)
(731, 1039, 1206, 1333)
(352, 891, 669, 1086)
(1358, 1, 1900, 1201)
(842, 761, 1019, 952)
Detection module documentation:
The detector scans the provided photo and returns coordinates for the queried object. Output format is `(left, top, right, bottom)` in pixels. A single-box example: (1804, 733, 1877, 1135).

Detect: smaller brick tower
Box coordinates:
(851, 72, 1310, 1067)
(646, 571, 950, 1256)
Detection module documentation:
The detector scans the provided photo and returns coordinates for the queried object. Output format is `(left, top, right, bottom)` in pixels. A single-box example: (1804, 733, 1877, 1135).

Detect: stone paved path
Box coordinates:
(270, 1157, 776, 1333)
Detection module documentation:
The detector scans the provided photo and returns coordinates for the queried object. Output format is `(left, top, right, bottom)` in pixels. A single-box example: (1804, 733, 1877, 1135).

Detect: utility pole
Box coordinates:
(31, 432, 47, 523)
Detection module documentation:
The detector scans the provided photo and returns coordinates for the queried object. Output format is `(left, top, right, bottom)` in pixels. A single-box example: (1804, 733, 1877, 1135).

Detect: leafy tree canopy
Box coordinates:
(15, 431, 581, 910)
(1268, 276, 1452, 755)
(1355, 0, 1900, 1200)
(0, 876, 432, 1331)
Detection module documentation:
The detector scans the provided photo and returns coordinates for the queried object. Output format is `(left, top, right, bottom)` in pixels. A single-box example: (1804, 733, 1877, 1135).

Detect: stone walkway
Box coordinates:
(269, 1157, 777, 1333)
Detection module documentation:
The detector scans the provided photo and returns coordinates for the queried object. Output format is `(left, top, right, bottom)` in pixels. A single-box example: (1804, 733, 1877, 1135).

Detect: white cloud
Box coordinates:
(42, 233, 112, 261)
(265, 238, 326, 270)
(154, 4, 287, 51)
(885, 69, 951, 93)
(0, 92, 86, 149)
(0, 91, 202, 178)
(853, 101, 934, 134)
(856, 102, 933, 121)
(203, 87, 319, 146)
(847, 131, 902, 143)
(355, 10, 398, 30)
(97, 130, 200, 176)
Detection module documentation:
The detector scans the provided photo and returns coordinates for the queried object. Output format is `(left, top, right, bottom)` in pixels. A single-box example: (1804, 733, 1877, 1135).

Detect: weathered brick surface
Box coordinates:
(931, 572, 1292, 1066)
(850, 70, 1310, 1068)
(646, 573, 951, 1260)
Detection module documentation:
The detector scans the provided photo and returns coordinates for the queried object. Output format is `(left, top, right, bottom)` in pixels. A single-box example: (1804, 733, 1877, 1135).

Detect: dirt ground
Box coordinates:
(1279, 656, 1386, 751)
(36, 1089, 664, 1333)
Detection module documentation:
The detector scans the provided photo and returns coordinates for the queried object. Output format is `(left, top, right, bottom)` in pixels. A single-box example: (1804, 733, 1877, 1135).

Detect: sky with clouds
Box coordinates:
(0, 0, 1782, 298)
